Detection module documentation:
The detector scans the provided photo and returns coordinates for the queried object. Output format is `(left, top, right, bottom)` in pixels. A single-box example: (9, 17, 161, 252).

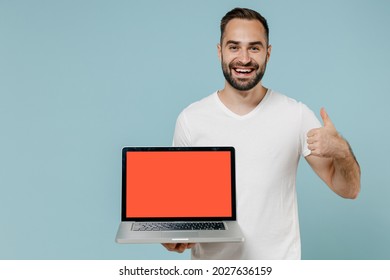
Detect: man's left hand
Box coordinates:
(307, 108, 348, 159)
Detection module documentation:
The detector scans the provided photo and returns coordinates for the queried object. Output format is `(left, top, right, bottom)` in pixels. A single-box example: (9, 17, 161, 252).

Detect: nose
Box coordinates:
(238, 49, 251, 64)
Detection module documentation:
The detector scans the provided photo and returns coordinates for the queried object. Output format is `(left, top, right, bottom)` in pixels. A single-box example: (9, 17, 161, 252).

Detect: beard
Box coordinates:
(221, 56, 267, 91)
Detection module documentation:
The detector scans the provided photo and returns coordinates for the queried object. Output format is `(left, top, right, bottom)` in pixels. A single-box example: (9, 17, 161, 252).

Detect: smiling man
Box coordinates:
(163, 7, 360, 259)
(220, 18, 269, 93)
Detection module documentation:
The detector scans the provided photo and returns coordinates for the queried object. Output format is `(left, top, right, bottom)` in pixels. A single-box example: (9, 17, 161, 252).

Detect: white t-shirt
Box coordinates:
(173, 90, 321, 259)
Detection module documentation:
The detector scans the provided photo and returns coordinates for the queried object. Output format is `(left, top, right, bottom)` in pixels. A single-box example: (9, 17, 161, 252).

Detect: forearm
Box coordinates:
(331, 141, 361, 199)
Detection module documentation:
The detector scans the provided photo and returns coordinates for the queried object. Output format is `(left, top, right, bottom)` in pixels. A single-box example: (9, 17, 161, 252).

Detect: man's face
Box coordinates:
(218, 19, 271, 91)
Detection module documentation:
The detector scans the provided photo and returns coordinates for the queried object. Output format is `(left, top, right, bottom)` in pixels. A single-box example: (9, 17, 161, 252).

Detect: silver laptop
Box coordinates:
(115, 146, 244, 244)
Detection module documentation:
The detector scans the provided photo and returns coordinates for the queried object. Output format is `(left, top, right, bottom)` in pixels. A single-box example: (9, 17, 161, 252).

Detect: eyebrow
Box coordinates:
(225, 40, 265, 47)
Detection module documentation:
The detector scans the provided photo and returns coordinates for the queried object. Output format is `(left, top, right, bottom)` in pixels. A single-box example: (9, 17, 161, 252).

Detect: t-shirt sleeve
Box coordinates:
(300, 104, 321, 157)
(172, 111, 191, 147)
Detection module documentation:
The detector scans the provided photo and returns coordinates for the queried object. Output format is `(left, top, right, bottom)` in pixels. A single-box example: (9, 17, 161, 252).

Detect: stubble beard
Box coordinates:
(221, 55, 267, 91)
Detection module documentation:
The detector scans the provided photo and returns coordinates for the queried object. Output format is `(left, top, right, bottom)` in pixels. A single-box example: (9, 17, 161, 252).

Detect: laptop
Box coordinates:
(115, 146, 244, 244)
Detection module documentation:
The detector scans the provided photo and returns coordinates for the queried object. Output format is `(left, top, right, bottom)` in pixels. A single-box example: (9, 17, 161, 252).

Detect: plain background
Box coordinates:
(1, 0, 389, 260)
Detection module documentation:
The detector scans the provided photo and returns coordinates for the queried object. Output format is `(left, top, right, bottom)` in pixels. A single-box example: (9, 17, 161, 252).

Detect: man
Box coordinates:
(163, 7, 360, 259)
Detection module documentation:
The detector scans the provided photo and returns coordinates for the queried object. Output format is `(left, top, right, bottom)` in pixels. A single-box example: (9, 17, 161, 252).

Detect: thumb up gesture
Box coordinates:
(307, 108, 348, 159)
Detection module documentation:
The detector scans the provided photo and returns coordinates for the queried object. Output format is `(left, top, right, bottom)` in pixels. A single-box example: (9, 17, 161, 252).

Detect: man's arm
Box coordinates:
(305, 108, 361, 199)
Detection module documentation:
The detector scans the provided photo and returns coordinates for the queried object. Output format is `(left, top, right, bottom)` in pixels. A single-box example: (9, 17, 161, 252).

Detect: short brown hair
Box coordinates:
(220, 7, 269, 44)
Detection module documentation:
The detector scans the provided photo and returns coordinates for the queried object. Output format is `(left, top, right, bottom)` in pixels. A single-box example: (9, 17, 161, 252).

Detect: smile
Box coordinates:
(233, 67, 255, 76)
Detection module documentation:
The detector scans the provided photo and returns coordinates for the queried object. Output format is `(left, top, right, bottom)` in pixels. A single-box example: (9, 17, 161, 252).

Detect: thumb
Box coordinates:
(320, 107, 334, 128)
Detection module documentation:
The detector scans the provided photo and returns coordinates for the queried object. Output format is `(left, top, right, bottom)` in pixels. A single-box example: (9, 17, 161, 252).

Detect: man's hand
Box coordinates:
(307, 108, 349, 159)
(305, 107, 360, 199)
(162, 243, 195, 253)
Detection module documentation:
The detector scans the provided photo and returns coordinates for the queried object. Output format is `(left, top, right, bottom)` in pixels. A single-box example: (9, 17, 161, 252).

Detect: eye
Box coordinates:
(228, 45, 239, 52)
(250, 46, 260, 52)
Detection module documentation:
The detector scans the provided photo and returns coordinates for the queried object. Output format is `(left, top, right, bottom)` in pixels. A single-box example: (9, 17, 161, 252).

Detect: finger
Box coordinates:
(307, 128, 319, 138)
(308, 143, 319, 155)
(320, 107, 334, 128)
(176, 243, 188, 253)
(162, 243, 177, 251)
(307, 137, 317, 144)
(162, 243, 193, 253)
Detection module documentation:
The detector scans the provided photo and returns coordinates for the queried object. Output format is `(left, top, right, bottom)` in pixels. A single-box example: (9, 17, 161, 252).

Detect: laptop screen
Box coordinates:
(122, 147, 236, 221)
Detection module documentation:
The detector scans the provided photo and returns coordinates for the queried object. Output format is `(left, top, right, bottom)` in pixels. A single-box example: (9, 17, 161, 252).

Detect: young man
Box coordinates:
(163, 7, 360, 259)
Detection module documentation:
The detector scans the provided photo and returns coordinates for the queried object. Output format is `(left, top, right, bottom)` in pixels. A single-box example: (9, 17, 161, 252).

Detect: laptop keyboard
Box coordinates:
(132, 222, 225, 231)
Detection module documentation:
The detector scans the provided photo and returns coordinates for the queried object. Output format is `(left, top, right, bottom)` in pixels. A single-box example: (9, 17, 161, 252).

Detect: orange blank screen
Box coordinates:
(126, 151, 232, 218)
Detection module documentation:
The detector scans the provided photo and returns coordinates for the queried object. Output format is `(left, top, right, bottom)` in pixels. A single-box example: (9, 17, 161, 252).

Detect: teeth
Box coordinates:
(235, 68, 252, 73)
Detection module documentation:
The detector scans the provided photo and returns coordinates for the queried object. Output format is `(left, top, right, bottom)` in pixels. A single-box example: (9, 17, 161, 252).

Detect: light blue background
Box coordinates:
(1, 0, 389, 260)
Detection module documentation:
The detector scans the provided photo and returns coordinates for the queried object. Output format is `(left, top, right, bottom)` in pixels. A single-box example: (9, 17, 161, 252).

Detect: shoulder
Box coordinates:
(181, 92, 217, 114)
(267, 90, 315, 115)
(177, 91, 219, 122)
(173, 92, 218, 146)
(175, 91, 217, 126)
(268, 90, 304, 108)
(265, 90, 320, 130)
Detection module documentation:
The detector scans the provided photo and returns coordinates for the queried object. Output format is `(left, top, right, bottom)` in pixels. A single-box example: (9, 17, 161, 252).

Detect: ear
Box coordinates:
(217, 43, 222, 61)
(266, 44, 272, 63)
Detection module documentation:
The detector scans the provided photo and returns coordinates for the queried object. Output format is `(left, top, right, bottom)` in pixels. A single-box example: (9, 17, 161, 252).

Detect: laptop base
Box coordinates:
(115, 221, 244, 244)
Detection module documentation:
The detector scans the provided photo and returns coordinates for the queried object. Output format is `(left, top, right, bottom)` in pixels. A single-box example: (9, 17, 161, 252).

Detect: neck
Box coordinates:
(218, 83, 268, 115)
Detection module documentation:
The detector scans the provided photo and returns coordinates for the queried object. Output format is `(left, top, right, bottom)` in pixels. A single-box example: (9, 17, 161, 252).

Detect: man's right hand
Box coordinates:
(162, 243, 195, 253)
